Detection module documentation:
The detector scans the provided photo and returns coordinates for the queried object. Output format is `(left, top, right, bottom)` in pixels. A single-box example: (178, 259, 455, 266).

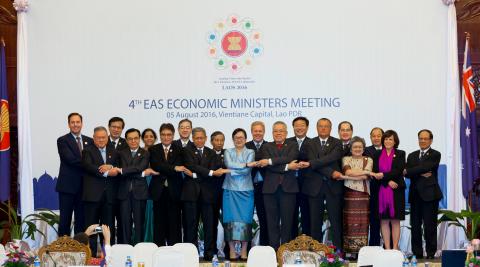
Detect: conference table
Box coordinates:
(198, 261, 442, 266)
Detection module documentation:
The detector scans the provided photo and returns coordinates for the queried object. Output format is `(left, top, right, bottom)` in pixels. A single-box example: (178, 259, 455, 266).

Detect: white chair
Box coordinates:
(173, 243, 199, 267)
(133, 242, 158, 267)
(373, 249, 404, 267)
(357, 246, 384, 266)
(110, 244, 134, 267)
(247, 246, 277, 267)
(152, 248, 184, 267)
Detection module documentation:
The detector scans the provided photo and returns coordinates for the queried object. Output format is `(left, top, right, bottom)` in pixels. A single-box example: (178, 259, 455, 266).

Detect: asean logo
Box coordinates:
(207, 14, 263, 73)
(0, 99, 10, 151)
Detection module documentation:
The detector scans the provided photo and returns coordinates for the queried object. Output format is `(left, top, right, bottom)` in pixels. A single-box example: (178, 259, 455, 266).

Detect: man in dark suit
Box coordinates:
(173, 118, 195, 149)
(258, 121, 299, 250)
(404, 129, 442, 259)
(338, 121, 353, 157)
(149, 123, 189, 246)
(82, 126, 120, 255)
(299, 118, 343, 248)
(245, 121, 269, 246)
(182, 127, 228, 260)
(108, 117, 128, 151)
(364, 127, 384, 246)
(107, 116, 127, 243)
(56, 112, 93, 236)
(117, 128, 153, 245)
(210, 131, 226, 255)
(287, 116, 310, 237)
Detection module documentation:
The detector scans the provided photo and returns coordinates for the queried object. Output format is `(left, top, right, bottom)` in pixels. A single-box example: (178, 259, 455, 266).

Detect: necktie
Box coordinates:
(276, 143, 283, 150)
(76, 136, 83, 153)
(164, 148, 169, 160)
(420, 151, 425, 160)
(182, 142, 187, 148)
(111, 140, 116, 148)
(131, 151, 136, 158)
(297, 139, 303, 151)
(100, 149, 106, 163)
(255, 143, 261, 151)
(321, 140, 326, 147)
(197, 148, 203, 157)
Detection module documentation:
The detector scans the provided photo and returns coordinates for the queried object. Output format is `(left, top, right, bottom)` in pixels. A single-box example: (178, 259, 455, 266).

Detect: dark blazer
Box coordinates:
(340, 142, 351, 157)
(212, 149, 226, 202)
(302, 136, 343, 196)
(364, 145, 380, 159)
(182, 146, 218, 203)
(372, 149, 406, 188)
(117, 147, 150, 200)
(260, 140, 299, 194)
(173, 139, 195, 150)
(149, 143, 184, 201)
(56, 133, 93, 194)
(405, 148, 442, 202)
(109, 137, 128, 151)
(286, 136, 310, 178)
(82, 145, 120, 203)
(246, 140, 267, 182)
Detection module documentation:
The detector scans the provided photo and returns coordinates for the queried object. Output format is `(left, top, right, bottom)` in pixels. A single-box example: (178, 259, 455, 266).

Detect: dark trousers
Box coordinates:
(410, 190, 439, 258)
(153, 191, 182, 246)
(254, 182, 269, 245)
(83, 193, 115, 257)
(213, 191, 223, 254)
(183, 201, 216, 258)
(292, 191, 311, 237)
(369, 181, 381, 246)
(263, 186, 296, 250)
(118, 192, 146, 245)
(309, 185, 343, 248)
(58, 191, 85, 236)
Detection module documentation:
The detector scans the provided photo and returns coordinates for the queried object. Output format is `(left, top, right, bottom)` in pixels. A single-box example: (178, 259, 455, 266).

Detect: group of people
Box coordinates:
(56, 113, 442, 260)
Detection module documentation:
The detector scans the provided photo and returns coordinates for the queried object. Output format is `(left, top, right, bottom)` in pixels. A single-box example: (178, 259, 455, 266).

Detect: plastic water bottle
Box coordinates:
(33, 256, 41, 267)
(294, 252, 303, 264)
(411, 255, 417, 267)
(212, 254, 219, 267)
(125, 256, 132, 267)
(402, 255, 409, 267)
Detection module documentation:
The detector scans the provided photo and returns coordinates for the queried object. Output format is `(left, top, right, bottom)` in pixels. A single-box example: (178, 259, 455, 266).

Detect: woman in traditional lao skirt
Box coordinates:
(222, 128, 257, 260)
(341, 136, 373, 257)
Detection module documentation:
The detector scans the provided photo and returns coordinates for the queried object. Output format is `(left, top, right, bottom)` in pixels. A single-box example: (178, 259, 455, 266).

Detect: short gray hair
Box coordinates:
(350, 136, 366, 148)
(93, 126, 108, 134)
(192, 127, 206, 136)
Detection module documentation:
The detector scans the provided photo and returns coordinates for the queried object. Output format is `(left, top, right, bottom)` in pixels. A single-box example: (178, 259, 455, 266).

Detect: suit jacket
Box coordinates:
(372, 149, 406, 188)
(56, 133, 93, 194)
(149, 143, 184, 201)
(286, 136, 310, 179)
(405, 148, 442, 202)
(82, 145, 120, 203)
(302, 136, 343, 196)
(109, 137, 128, 151)
(340, 142, 351, 157)
(260, 140, 299, 194)
(212, 149, 226, 202)
(182, 146, 218, 203)
(173, 139, 195, 150)
(246, 140, 267, 183)
(364, 145, 380, 159)
(117, 147, 150, 200)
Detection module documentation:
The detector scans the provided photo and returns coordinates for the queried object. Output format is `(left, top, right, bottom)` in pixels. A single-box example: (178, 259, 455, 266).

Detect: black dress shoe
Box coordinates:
(426, 255, 435, 259)
(203, 255, 213, 261)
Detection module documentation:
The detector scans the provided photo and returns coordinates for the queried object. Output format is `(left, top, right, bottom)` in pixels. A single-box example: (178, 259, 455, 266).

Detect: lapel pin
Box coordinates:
(170, 149, 173, 153)
(195, 152, 198, 155)
(138, 153, 141, 157)
(326, 143, 329, 146)
(394, 154, 396, 158)
(108, 155, 111, 159)
(84, 141, 88, 145)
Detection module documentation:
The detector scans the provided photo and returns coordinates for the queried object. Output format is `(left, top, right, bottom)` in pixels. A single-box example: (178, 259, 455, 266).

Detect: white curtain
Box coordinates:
(443, 0, 466, 250)
(14, 0, 35, 245)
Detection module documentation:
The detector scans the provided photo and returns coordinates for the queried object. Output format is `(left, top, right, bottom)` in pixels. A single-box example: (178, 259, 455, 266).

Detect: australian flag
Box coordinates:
(0, 43, 10, 202)
(461, 35, 480, 199)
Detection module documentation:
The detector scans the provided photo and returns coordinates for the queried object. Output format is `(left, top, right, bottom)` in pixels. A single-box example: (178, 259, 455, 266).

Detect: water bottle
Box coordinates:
(411, 255, 417, 267)
(402, 255, 409, 267)
(125, 256, 132, 267)
(33, 256, 41, 267)
(294, 252, 303, 264)
(211, 254, 219, 267)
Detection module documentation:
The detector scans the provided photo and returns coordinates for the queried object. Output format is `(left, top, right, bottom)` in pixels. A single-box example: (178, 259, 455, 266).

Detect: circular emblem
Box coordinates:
(221, 31, 247, 57)
(207, 14, 263, 73)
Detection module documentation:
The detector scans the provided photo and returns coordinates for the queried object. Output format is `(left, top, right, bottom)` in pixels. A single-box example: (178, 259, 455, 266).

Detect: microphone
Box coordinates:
(45, 250, 57, 267)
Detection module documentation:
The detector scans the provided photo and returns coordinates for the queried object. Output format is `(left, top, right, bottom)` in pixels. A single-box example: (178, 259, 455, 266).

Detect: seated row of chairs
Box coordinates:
(0, 235, 407, 267)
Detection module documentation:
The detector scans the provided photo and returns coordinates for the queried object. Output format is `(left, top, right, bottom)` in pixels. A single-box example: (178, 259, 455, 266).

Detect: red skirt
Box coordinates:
(343, 187, 370, 253)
